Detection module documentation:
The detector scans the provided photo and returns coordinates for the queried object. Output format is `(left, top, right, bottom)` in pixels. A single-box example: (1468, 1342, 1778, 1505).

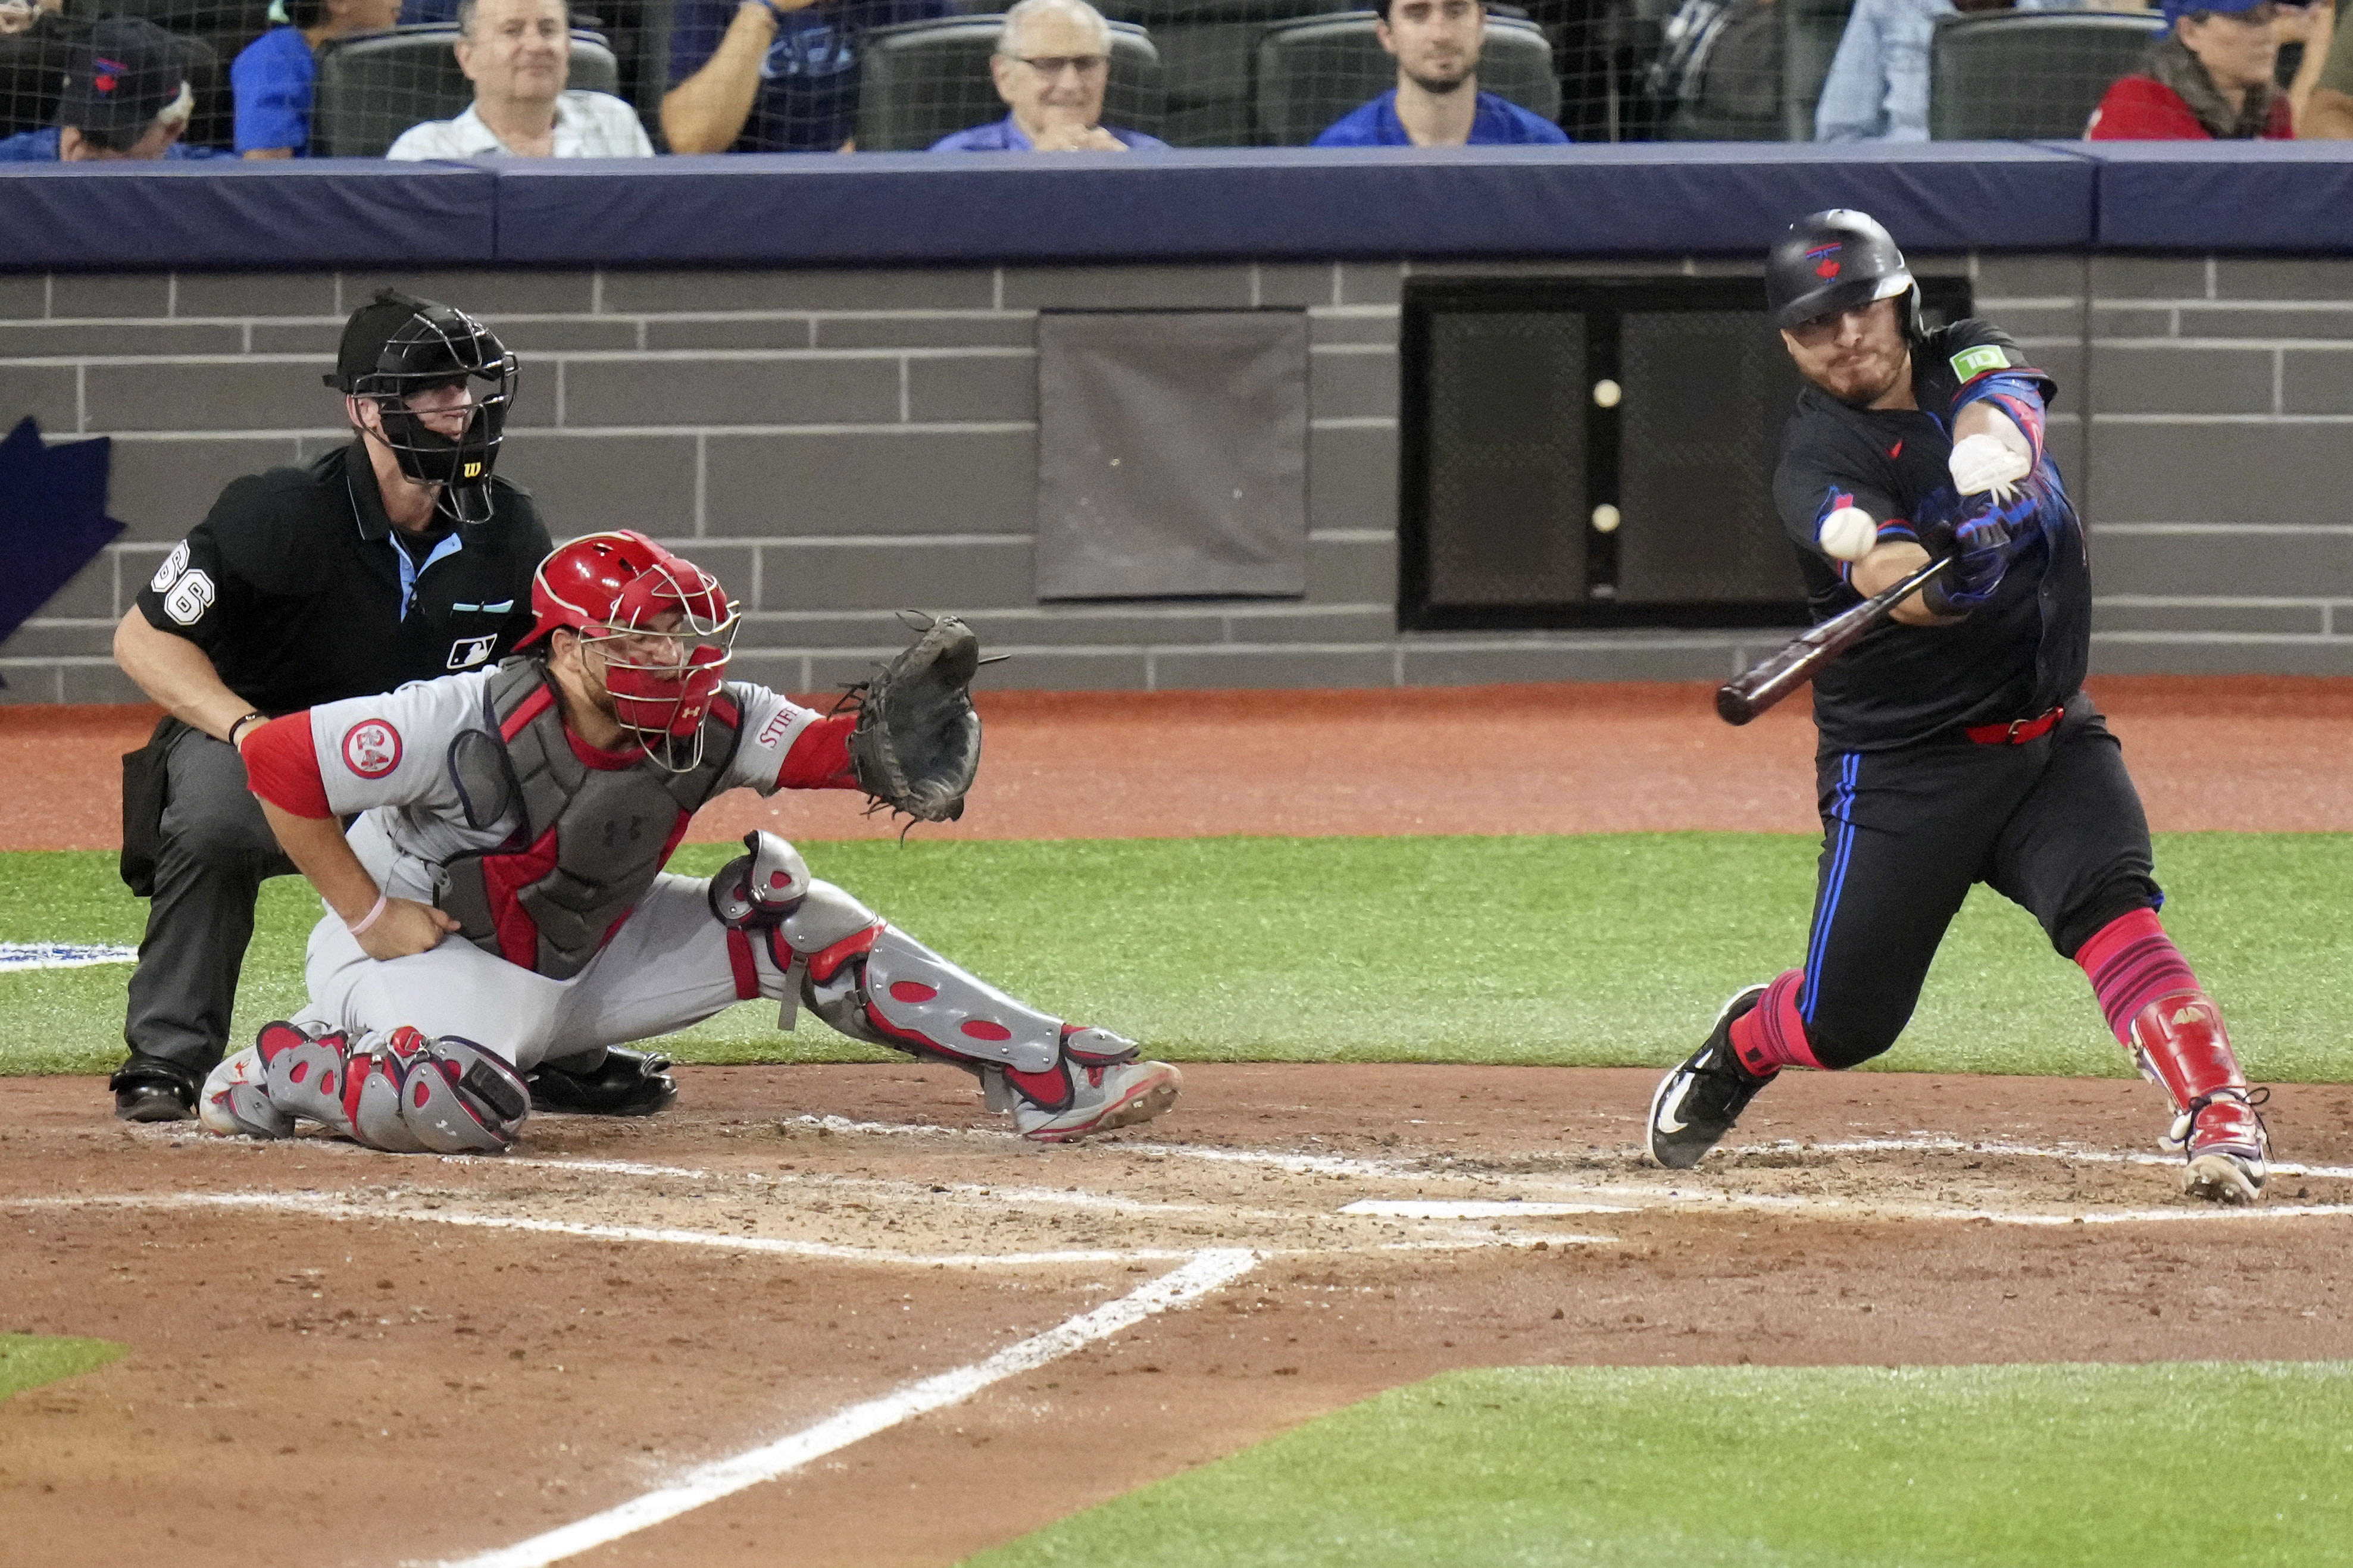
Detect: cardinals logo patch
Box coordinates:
(342, 718, 403, 779)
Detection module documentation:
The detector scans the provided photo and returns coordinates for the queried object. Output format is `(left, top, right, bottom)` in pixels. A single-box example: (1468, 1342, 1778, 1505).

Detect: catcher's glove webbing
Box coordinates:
(842, 614, 984, 824)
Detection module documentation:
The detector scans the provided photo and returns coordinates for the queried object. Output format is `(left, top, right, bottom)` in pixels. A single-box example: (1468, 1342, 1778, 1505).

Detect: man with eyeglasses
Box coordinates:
(930, 0, 1167, 151)
(107, 292, 555, 1125)
(2089, 0, 2328, 138)
(1313, 0, 1567, 146)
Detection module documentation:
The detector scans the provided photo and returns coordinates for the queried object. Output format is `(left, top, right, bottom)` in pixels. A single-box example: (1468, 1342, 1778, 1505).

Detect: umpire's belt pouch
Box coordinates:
(119, 714, 182, 898)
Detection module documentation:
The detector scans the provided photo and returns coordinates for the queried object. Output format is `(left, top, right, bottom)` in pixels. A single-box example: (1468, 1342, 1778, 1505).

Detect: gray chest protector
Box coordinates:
(438, 658, 742, 979)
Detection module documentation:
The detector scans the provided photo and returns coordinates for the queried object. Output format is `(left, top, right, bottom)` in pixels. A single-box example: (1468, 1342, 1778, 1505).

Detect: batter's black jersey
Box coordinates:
(135, 443, 552, 717)
(1771, 320, 2090, 753)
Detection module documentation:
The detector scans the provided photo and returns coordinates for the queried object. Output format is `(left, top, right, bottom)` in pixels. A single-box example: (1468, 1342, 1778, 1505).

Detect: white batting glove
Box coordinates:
(1948, 431, 2031, 501)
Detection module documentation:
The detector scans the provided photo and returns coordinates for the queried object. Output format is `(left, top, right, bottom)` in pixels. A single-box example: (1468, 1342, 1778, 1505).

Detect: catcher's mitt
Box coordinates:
(843, 614, 983, 824)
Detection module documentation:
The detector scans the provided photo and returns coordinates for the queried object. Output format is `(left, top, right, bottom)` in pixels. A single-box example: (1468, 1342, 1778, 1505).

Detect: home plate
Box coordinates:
(1340, 1200, 1636, 1219)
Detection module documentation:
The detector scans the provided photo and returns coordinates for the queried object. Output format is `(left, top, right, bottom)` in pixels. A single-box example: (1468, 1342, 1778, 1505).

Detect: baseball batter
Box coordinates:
(1645, 209, 2270, 1204)
(196, 530, 1181, 1154)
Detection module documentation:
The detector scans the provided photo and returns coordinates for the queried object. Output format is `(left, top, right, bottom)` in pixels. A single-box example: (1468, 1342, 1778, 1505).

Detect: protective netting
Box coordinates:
(0, 0, 2313, 156)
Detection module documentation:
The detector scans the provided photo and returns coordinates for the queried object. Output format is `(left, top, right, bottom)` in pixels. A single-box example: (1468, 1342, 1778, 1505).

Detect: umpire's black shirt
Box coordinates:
(136, 443, 552, 716)
(1771, 320, 2089, 755)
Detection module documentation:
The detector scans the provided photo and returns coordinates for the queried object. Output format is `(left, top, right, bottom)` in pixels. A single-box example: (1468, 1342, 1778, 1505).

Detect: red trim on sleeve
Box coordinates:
(242, 712, 333, 818)
(777, 711, 860, 791)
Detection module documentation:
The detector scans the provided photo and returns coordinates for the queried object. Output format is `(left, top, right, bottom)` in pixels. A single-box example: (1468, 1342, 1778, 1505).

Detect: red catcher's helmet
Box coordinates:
(523, 531, 739, 758)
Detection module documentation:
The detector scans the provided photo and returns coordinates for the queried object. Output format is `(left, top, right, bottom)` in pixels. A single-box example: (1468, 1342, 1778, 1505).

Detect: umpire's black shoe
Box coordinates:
(110, 1055, 201, 1123)
(527, 1047, 679, 1117)
(1646, 985, 1773, 1170)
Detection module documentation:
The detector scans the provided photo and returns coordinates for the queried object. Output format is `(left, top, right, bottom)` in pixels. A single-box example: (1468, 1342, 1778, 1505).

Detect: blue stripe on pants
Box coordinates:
(1801, 752, 1860, 1022)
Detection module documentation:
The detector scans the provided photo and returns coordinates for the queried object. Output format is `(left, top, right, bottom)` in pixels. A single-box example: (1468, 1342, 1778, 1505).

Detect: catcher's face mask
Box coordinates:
(528, 531, 739, 769)
(331, 290, 518, 527)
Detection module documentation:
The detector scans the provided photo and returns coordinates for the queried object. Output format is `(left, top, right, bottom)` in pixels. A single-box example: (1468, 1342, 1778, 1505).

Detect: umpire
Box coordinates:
(108, 290, 565, 1121)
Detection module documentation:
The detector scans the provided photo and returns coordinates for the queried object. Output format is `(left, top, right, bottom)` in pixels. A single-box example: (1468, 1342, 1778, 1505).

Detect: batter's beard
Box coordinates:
(1820, 349, 1911, 409)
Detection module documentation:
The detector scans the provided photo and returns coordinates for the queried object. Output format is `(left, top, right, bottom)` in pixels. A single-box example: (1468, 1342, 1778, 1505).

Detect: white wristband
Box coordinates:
(346, 893, 389, 937)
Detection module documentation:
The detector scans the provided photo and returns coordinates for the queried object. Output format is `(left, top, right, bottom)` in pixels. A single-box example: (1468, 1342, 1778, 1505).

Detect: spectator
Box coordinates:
(1313, 0, 1570, 145)
(232, 0, 403, 158)
(387, 0, 652, 157)
(1814, 0, 2114, 143)
(0, 17, 230, 161)
(929, 0, 1165, 151)
(2089, 0, 2329, 136)
(1, 0, 75, 139)
(2296, 0, 2353, 134)
(663, 0, 952, 153)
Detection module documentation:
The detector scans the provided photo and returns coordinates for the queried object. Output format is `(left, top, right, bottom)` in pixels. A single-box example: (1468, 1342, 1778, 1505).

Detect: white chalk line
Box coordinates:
(422, 1248, 1261, 1568)
(1342, 1200, 1638, 1219)
(1778, 1137, 2353, 1184)
(7, 1192, 1202, 1268)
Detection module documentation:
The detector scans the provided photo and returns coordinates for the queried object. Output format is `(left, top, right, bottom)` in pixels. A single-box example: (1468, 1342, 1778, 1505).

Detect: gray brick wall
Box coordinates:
(4, 253, 2348, 702)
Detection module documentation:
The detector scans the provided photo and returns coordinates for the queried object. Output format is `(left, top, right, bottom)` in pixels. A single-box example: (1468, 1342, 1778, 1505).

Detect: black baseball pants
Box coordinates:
(1797, 691, 2162, 1070)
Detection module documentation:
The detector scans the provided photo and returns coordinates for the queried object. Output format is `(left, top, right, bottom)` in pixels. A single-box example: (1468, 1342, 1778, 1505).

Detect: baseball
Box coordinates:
(1817, 505, 1876, 562)
(1591, 503, 1622, 534)
(1592, 379, 1623, 408)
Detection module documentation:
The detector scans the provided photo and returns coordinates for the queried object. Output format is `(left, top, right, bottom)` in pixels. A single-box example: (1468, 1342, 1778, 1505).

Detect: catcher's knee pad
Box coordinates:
(708, 831, 812, 929)
(772, 878, 885, 959)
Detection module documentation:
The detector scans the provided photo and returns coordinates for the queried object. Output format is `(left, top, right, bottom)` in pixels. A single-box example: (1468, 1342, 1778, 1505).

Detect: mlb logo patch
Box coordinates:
(447, 634, 496, 670)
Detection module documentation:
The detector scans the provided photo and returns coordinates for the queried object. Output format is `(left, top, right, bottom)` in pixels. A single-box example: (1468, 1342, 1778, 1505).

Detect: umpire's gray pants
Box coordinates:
(123, 726, 296, 1072)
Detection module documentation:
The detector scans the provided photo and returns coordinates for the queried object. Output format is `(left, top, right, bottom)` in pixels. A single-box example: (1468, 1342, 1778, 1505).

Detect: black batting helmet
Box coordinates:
(327, 289, 519, 527)
(1766, 209, 1922, 337)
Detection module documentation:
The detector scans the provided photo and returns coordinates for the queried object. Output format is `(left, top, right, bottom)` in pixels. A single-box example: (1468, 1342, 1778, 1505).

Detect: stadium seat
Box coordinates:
(1252, 10, 1557, 146)
(854, 14, 1164, 152)
(310, 24, 618, 158)
(58, 0, 271, 33)
(1098, 0, 1351, 148)
(1929, 11, 2161, 140)
(1777, 0, 1851, 140)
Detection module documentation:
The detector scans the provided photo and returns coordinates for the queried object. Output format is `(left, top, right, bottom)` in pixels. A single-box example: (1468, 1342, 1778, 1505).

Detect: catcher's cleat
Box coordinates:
(1646, 985, 1772, 1170)
(198, 1040, 293, 1139)
(2167, 1088, 2270, 1206)
(110, 1054, 200, 1123)
(527, 1046, 679, 1117)
(991, 1049, 1182, 1144)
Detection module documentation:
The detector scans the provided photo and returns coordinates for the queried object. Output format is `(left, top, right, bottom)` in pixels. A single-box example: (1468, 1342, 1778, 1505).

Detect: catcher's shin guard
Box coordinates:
(984, 1031, 1182, 1143)
(2129, 991, 2269, 1204)
(201, 1021, 529, 1154)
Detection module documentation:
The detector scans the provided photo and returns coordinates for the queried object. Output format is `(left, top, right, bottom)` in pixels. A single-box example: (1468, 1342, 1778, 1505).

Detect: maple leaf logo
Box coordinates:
(0, 417, 126, 684)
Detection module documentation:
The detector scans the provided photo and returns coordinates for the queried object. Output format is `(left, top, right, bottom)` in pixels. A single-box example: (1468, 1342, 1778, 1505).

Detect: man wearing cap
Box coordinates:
(0, 15, 231, 159)
(107, 290, 557, 1125)
(2088, 0, 2330, 138)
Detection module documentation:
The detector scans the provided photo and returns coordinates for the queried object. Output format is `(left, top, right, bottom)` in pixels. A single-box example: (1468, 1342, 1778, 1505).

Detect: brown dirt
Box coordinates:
(8, 676, 2352, 852)
(5, 1063, 2352, 1568)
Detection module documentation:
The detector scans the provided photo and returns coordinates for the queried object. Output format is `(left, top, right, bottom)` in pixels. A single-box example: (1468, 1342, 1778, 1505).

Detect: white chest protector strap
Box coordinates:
(439, 658, 742, 979)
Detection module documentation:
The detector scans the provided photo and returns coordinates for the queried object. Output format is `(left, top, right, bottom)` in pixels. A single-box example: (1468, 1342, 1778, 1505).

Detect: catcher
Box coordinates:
(195, 530, 1180, 1154)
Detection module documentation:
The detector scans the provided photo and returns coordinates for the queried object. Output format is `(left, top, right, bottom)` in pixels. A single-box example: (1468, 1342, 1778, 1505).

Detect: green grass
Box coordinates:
(0, 1335, 124, 1401)
(5, 834, 2349, 1081)
(964, 1362, 2353, 1568)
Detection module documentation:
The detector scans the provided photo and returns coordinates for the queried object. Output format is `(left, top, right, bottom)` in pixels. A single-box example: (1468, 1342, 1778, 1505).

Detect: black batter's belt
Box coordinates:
(1964, 705, 2065, 746)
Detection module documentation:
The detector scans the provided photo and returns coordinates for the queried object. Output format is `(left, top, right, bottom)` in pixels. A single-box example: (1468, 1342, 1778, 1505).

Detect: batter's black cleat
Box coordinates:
(1646, 985, 1773, 1170)
(527, 1047, 679, 1117)
(110, 1054, 201, 1123)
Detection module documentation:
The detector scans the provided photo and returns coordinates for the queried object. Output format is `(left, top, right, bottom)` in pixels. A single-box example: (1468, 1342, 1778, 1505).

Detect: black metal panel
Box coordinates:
(1398, 274, 1973, 632)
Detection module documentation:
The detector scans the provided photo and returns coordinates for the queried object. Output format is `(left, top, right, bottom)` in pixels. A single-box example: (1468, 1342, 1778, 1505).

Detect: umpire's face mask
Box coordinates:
(358, 328, 518, 527)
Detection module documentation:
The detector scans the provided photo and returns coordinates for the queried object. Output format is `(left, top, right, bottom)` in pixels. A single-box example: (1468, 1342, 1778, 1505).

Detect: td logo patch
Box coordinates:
(1949, 344, 2010, 382)
(342, 718, 403, 779)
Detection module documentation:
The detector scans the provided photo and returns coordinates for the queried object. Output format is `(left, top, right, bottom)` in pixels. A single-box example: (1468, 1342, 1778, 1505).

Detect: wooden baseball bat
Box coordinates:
(1716, 553, 1952, 726)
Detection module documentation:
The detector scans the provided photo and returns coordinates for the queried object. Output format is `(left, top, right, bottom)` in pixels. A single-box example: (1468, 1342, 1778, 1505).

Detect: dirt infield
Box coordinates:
(7, 675, 2352, 852)
(4, 676, 2349, 1567)
(5, 1065, 2352, 1568)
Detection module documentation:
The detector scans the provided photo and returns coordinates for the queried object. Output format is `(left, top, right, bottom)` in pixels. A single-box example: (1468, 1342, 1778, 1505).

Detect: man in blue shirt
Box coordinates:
(1314, 0, 1568, 146)
(664, 0, 954, 152)
(0, 17, 231, 160)
(231, 0, 403, 158)
(930, 0, 1167, 151)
